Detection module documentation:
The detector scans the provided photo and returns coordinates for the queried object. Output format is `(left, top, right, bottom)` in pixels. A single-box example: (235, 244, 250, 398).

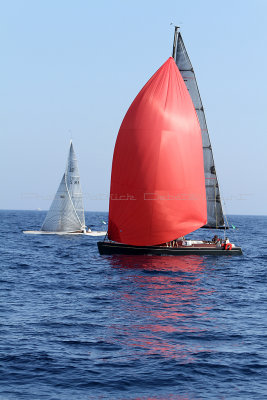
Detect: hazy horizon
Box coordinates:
(1, 209, 266, 218)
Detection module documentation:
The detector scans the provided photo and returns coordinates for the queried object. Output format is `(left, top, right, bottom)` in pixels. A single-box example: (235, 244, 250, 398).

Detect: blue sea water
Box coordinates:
(0, 210, 266, 400)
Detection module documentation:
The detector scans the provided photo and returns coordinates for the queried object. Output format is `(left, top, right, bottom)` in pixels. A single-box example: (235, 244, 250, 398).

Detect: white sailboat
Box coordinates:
(23, 141, 106, 236)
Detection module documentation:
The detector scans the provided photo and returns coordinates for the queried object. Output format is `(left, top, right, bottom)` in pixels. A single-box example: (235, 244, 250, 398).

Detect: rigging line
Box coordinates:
(64, 159, 84, 228)
(215, 179, 218, 229)
(220, 192, 230, 229)
(220, 194, 239, 244)
(104, 230, 108, 242)
(221, 195, 239, 245)
(64, 173, 83, 228)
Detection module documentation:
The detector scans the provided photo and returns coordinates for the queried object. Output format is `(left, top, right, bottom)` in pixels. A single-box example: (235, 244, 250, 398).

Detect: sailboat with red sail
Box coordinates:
(98, 30, 242, 256)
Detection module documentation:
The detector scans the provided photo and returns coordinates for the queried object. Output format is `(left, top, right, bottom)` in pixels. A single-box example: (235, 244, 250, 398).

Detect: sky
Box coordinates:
(0, 0, 266, 215)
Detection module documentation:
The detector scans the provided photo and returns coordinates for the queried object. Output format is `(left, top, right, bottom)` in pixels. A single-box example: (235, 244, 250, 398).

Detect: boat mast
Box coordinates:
(172, 26, 179, 62)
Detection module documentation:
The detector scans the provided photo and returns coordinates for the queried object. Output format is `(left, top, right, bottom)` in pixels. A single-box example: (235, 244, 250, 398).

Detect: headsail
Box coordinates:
(41, 142, 85, 232)
(108, 57, 207, 246)
(173, 27, 225, 229)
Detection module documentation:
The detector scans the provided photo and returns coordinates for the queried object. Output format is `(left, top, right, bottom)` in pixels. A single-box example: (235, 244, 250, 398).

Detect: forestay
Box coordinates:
(173, 28, 225, 229)
(41, 142, 85, 232)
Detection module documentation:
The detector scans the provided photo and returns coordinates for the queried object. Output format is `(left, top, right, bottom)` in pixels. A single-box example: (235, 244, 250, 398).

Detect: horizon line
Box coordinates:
(0, 208, 266, 217)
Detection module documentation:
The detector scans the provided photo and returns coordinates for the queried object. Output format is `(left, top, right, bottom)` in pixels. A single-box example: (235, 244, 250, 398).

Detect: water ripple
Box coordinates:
(0, 211, 266, 399)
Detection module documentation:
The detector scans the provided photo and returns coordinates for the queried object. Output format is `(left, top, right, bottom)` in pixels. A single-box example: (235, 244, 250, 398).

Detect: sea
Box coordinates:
(0, 210, 266, 400)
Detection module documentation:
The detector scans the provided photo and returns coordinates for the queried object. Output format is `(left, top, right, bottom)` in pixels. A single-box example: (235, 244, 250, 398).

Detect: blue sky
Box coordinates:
(1, 0, 266, 215)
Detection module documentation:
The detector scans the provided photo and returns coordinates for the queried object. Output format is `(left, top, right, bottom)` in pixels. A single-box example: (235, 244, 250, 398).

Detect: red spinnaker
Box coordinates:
(108, 57, 207, 246)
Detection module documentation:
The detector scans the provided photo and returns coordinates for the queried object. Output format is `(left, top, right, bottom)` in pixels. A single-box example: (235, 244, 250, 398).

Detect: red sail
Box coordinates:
(108, 57, 207, 246)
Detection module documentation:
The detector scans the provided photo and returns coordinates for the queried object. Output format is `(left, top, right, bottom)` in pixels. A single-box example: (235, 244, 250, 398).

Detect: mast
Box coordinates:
(172, 26, 179, 61)
(173, 29, 226, 229)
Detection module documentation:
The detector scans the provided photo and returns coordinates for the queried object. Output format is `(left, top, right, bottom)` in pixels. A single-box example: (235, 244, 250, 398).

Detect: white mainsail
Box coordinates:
(41, 141, 86, 232)
(172, 28, 225, 229)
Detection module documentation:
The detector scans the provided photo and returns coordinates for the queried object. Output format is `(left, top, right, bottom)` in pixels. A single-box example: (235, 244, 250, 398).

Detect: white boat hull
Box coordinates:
(86, 231, 107, 236)
(23, 230, 107, 236)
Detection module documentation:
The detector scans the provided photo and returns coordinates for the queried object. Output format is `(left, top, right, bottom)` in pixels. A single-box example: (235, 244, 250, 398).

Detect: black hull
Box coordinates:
(97, 242, 242, 256)
(201, 225, 229, 230)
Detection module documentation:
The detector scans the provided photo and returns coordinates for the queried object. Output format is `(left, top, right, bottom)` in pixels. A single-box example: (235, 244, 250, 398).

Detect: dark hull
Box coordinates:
(97, 241, 242, 256)
(201, 225, 229, 230)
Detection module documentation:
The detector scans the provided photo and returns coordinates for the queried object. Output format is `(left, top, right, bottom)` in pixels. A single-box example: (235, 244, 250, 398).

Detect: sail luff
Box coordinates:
(174, 31, 225, 228)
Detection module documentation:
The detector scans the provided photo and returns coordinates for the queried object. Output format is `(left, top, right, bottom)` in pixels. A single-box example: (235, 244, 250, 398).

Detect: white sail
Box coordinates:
(173, 28, 225, 228)
(41, 142, 85, 232)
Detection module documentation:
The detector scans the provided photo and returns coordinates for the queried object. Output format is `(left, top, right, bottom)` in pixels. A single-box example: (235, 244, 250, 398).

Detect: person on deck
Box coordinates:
(176, 236, 186, 246)
(212, 235, 219, 244)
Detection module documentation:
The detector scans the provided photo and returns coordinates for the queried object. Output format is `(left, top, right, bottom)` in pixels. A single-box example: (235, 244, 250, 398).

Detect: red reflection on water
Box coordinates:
(131, 396, 191, 400)
(110, 255, 204, 273)
(106, 255, 213, 361)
